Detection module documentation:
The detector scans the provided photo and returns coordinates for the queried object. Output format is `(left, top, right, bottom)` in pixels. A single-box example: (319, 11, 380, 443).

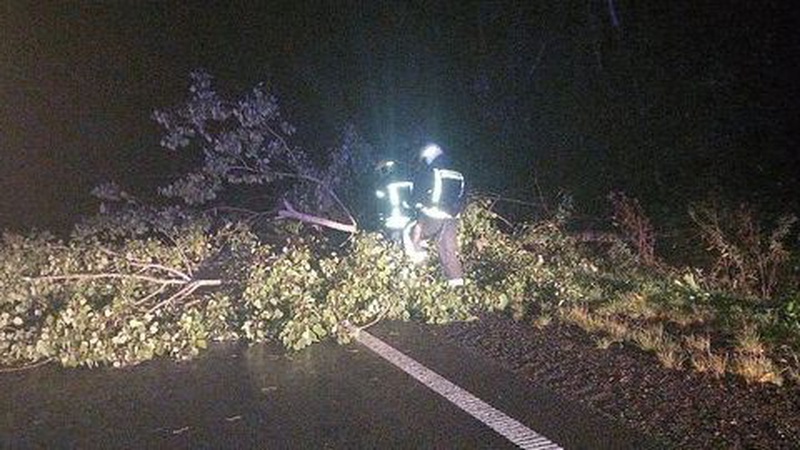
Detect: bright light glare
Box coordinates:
(421, 144, 442, 163)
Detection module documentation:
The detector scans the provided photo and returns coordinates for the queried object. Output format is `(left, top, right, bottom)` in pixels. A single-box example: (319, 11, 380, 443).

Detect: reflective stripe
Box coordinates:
(421, 206, 453, 220)
(385, 214, 411, 230)
(432, 169, 444, 204)
(386, 181, 413, 207)
(402, 221, 427, 262)
(431, 169, 464, 208)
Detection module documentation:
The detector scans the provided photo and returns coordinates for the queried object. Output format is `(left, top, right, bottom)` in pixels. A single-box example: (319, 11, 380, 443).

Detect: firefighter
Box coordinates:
(374, 160, 414, 243)
(402, 143, 466, 287)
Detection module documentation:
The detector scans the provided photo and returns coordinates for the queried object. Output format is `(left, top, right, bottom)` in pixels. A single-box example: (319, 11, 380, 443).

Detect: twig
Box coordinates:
(212, 164, 359, 231)
(145, 279, 222, 315)
(25, 273, 188, 285)
(130, 263, 192, 282)
(205, 205, 260, 217)
(484, 193, 543, 208)
(492, 210, 515, 229)
(528, 41, 548, 77)
(0, 357, 54, 373)
(97, 247, 193, 281)
(160, 233, 195, 278)
(146, 284, 195, 315)
(263, 124, 295, 164)
(355, 307, 389, 332)
(205, 206, 274, 228)
(480, 195, 532, 230)
(134, 284, 169, 306)
(531, 169, 550, 215)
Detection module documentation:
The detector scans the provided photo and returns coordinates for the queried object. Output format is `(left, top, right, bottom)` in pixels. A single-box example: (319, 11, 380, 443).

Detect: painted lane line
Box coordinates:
(353, 328, 563, 450)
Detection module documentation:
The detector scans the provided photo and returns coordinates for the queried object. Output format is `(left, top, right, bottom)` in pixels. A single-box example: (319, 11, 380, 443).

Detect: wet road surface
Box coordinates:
(1, 320, 664, 449)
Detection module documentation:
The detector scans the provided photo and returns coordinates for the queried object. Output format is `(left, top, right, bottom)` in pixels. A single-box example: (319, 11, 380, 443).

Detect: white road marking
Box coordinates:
(352, 328, 563, 450)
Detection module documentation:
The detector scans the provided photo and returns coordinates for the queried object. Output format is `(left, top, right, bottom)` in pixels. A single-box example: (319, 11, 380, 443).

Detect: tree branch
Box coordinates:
(25, 273, 190, 285)
(99, 246, 194, 281)
(0, 358, 54, 373)
(145, 279, 222, 315)
(130, 263, 192, 282)
(278, 200, 357, 234)
(272, 172, 358, 229)
(134, 284, 169, 306)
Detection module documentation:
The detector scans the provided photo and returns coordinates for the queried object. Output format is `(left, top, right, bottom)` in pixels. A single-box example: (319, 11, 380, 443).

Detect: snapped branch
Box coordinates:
(277, 200, 358, 234)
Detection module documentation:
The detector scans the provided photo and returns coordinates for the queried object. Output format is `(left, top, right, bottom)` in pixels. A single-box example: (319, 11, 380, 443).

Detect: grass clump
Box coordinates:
(510, 193, 800, 386)
(732, 353, 783, 386)
(684, 335, 720, 374)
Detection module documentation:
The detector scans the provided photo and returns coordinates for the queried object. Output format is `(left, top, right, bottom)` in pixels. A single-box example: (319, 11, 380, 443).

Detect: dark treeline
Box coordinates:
(328, 1, 799, 222)
(2, 1, 798, 231)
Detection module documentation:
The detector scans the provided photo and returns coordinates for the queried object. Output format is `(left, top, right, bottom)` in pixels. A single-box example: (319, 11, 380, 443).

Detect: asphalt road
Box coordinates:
(0, 320, 664, 449)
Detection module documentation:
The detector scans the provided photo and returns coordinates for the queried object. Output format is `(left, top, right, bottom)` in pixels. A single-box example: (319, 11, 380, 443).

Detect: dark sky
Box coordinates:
(1, 2, 469, 230)
(2, 1, 799, 231)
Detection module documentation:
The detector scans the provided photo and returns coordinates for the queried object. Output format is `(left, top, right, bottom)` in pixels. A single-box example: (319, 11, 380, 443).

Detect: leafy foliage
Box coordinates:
(3, 195, 799, 387)
(0, 198, 587, 368)
(0, 220, 244, 368)
(0, 203, 470, 367)
(150, 71, 375, 224)
(152, 70, 298, 205)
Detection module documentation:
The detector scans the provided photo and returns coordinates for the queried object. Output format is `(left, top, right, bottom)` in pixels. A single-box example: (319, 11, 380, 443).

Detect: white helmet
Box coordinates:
(420, 143, 443, 165)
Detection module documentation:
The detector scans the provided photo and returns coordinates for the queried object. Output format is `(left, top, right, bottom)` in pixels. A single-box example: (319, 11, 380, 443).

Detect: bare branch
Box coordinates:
(278, 200, 357, 234)
(134, 284, 169, 306)
(25, 273, 190, 285)
(129, 263, 192, 282)
(98, 246, 193, 281)
(272, 172, 358, 229)
(145, 279, 222, 315)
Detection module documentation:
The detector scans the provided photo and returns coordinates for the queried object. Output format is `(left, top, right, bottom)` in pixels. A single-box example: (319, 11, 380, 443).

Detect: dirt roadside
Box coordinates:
(432, 312, 800, 449)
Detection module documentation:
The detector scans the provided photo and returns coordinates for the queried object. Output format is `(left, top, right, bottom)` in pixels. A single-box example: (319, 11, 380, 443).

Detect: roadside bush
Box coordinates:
(608, 191, 657, 267)
(689, 202, 797, 300)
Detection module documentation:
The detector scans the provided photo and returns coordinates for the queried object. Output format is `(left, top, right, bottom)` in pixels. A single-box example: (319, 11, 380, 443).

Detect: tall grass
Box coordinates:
(689, 203, 797, 300)
(549, 193, 798, 385)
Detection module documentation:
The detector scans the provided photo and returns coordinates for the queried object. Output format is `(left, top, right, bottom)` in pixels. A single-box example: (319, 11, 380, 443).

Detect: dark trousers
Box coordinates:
(412, 215, 464, 281)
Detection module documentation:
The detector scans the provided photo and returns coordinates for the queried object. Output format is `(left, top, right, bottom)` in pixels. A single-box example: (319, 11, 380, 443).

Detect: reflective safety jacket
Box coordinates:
(375, 162, 415, 230)
(376, 180, 414, 229)
(413, 156, 465, 220)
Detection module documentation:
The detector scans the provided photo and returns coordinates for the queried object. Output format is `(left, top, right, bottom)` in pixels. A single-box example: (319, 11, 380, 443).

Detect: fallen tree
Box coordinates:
(2, 72, 797, 387)
(147, 70, 370, 233)
(2, 196, 799, 388)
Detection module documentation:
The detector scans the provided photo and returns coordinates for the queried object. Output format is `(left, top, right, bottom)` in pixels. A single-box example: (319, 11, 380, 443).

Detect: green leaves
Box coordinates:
(0, 201, 517, 367)
(2, 197, 722, 369)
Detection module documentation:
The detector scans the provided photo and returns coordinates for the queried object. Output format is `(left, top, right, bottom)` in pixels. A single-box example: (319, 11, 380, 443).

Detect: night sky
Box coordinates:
(2, 1, 799, 232)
